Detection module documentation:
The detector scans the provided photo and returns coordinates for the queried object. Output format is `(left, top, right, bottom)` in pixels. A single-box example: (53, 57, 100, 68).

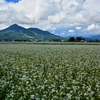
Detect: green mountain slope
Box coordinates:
(0, 24, 63, 41)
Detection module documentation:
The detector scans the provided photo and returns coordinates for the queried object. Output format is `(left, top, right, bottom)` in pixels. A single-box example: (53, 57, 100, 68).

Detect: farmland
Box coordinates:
(0, 43, 100, 100)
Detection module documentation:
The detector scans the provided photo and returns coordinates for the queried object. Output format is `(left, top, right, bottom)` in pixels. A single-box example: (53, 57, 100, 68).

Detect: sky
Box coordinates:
(0, 0, 100, 37)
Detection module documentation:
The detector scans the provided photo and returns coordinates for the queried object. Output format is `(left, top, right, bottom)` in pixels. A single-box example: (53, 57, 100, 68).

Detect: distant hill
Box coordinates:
(84, 35, 100, 41)
(91, 35, 100, 39)
(0, 24, 63, 41)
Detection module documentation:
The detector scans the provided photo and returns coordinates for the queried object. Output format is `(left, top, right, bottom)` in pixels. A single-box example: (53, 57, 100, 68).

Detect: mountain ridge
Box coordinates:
(0, 24, 63, 41)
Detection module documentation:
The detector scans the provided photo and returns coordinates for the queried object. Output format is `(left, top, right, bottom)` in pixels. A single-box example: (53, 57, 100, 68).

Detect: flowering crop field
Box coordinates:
(0, 44, 100, 100)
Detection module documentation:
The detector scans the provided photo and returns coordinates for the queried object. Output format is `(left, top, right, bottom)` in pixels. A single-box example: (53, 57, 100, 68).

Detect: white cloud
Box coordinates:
(48, 11, 66, 24)
(50, 27, 57, 30)
(87, 24, 100, 31)
(60, 33, 65, 35)
(0, 0, 87, 26)
(0, 0, 5, 3)
(0, 0, 100, 36)
(76, 26, 81, 30)
(68, 30, 74, 32)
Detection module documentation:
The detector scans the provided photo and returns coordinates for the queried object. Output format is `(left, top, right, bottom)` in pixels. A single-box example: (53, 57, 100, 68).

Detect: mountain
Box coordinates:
(91, 35, 100, 39)
(0, 24, 63, 41)
(84, 35, 100, 41)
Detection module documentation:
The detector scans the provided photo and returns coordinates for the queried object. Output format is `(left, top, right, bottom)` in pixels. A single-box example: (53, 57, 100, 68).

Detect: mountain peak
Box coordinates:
(7, 24, 25, 31)
(9, 24, 19, 28)
(0, 24, 63, 41)
(11, 24, 18, 26)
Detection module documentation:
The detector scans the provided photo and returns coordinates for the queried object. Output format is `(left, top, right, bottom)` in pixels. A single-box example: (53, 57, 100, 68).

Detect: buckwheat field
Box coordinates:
(0, 43, 100, 100)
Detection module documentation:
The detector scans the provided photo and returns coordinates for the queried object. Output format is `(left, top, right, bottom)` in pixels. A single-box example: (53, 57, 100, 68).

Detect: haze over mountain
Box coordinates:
(0, 24, 63, 41)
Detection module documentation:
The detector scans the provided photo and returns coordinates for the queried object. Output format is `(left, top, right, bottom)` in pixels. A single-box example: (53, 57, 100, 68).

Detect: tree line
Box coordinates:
(68, 37, 85, 42)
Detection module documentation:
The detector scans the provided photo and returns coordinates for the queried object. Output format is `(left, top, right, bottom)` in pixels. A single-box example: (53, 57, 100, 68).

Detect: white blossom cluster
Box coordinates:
(0, 44, 100, 100)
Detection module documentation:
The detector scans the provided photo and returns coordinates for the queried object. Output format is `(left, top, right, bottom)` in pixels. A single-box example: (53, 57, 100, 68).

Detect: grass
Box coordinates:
(0, 43, 100, 100)
(0, 41, 100, 45)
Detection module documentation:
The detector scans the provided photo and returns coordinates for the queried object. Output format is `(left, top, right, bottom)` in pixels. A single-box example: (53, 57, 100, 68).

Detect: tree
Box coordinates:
(68, 37, 75, 42)
(76, 37, 85, 42)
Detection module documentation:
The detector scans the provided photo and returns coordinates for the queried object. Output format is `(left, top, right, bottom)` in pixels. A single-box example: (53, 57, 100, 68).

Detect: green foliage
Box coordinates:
(76, 37, 85, 42)
(0, 24, 63, 41)
(68, 37, 76, 42)
(68, 37, 85, 42)
(0, 44, 100, 99)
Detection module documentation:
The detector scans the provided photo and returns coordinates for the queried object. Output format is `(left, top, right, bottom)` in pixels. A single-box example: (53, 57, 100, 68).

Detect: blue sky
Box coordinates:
(0, 0, 100, 37)
(5, 0, 20, 3)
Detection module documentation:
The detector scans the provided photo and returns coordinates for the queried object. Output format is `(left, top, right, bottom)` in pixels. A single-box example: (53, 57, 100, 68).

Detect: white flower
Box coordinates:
(30, 95, 35, 99)
(53, 96, 58, 99)
(67, 93, 72, 99)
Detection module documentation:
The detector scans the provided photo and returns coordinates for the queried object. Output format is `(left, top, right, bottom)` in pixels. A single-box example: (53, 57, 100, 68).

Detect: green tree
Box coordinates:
(76, 37, 85, 42)
(68, 37, 75, 42)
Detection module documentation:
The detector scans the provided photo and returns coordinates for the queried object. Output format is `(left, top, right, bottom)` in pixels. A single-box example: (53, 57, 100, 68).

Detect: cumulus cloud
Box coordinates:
(0, 0, 87, 25)
(87, 24, 100, 31)
(0, 0, 5, 3)
(48, 11, 66, 24)
(0, 0, 100, 36)
(76, 26, 81, 30)
(70, 0, 86, 13)
(0, 7, 14, 23)
(60, 32, 65, 35)
(89, 13, 100, 23)
(68, 30, 74, 32)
